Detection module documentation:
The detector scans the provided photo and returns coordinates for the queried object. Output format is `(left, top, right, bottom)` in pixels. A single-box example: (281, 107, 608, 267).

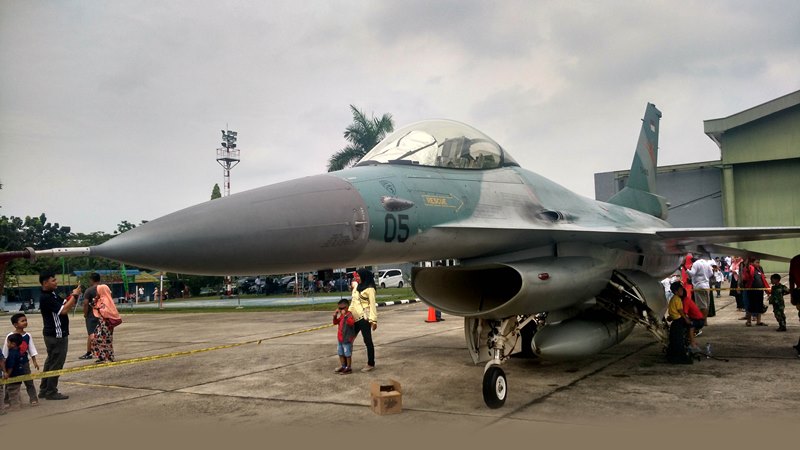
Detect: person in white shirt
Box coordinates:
(687, 256, 713, 324)
(724, 256, 733, 281)
(712, 264, 725, 298)
(661, 274, 679, 302)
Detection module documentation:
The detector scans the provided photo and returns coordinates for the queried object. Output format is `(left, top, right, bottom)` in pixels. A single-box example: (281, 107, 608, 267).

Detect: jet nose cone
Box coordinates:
(94, 175, 369, 274)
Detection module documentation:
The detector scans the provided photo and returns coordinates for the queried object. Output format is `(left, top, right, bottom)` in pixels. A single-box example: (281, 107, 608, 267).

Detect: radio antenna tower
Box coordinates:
(217, 128, 240, 197)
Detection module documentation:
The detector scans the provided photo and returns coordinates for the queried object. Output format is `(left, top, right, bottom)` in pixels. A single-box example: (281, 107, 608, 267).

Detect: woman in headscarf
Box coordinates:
(350, 268, 377, 372)
(730, 256, 743, 311)
(743, 259, 769, 327)
(92, 284, 121, 363)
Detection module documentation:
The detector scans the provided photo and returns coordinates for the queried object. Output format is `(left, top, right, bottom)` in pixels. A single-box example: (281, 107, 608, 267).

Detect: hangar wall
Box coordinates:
(723, 159, 800, 272)
(720, 105, 800, 164)
(706, 90, 800, 272)
(594, 162, 723, 228)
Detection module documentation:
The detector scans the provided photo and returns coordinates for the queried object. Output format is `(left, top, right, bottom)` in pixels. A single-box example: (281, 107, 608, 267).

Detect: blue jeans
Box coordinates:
(337, 342, 353, 357)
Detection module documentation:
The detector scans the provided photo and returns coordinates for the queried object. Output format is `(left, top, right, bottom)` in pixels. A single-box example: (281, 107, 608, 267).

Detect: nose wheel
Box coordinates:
(469, 316, 533, 408)
(482, 365, 507, 409)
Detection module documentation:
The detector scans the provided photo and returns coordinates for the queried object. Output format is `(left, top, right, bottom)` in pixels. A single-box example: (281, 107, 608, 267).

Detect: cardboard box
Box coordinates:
(369, 379, 402, 415)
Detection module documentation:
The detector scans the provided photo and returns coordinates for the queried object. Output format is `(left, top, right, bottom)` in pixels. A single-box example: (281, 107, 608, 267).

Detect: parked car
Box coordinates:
(236, 277, 257, 294)
(286, 278, 303, 293)
(332, 276, 351, 292)
(275, 275, 294, 292)
(287, 279, 315, 293)
(199, 286, 219, 297)
(375, 269, 404, 288)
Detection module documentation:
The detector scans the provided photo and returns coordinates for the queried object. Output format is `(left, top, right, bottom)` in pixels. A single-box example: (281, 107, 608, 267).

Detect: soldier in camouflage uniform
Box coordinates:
(768, 274, 789, 332)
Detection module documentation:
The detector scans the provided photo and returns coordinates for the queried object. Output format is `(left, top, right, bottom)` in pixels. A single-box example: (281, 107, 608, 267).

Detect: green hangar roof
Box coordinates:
(704, 89, 800, 148)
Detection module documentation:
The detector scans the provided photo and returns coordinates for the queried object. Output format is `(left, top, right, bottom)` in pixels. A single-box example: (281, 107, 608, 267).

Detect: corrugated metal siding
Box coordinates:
(595, 166, 723, 227)
(734, 160, 800, 225)
(733, 159, 800, 271)
(723, 106, 800, 165)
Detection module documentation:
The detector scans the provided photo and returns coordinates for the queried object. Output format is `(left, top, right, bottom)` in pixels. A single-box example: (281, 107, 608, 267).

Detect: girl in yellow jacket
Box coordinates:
(351, 269, 377, 372)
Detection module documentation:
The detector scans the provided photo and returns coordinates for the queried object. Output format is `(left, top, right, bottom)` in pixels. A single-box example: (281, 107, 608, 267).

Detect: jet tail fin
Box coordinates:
(607, 103, 669, 219)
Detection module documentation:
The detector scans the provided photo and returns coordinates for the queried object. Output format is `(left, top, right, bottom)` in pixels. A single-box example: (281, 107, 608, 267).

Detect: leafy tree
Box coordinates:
(19, 214, 71, 249)
(114, 220, 136, 235)
(1, 214, 72, 291)
(211, 183, 222, 200)
(0, 215, 25, 250)
(1, 215, 152, 292)
(327, 105, 394, 172)
(0, 214, 70, 254)
(67, 231, 117, 272)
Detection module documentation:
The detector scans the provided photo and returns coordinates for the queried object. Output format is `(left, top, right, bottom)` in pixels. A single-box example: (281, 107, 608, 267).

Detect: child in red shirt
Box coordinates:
(683, 295, 705, 352)
(332, 299, 356, 375)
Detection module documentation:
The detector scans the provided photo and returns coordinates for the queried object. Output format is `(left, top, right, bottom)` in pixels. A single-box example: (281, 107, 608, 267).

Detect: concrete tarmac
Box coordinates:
(2, 295, 799, 432)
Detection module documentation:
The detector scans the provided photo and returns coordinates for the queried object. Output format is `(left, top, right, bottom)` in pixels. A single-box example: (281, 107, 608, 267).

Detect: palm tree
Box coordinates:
(327, 105, 394, 172)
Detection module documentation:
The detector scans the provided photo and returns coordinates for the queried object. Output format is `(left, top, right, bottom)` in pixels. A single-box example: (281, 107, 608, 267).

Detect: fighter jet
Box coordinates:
(7, 104, 800, 408)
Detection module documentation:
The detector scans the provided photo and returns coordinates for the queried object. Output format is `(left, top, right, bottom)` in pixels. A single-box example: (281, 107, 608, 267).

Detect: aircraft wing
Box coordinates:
(654, 227, 800, 246)
(692, 243, 794, 263)
(435, 223, 800, 262)
(651, 226, 800, 261)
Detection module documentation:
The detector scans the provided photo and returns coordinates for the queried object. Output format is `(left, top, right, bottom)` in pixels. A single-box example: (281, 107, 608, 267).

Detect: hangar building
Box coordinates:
(596, 90, 800, 271)
(704, 90, 800, 270)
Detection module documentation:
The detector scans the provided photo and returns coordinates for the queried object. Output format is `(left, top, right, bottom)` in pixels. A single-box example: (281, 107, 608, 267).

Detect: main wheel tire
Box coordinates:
(482, 366, 507, 409)
(380, 282, 386, 289)
(398, 281, 403, 288)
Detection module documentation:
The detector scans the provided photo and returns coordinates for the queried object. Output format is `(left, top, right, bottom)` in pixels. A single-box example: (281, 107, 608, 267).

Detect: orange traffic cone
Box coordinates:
(425, 307, 438, 323)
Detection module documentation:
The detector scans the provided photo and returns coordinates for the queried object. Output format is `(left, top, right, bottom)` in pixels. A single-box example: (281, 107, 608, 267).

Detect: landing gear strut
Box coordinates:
(475, 315, 536, 408)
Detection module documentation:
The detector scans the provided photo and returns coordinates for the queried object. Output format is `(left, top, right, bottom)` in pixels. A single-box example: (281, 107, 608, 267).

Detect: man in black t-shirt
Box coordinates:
(38, 271, 81, 400)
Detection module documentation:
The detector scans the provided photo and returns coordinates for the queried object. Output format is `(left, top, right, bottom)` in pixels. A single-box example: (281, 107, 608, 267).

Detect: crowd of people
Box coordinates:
(3, 258, 797, 413)
(1, 267, 381, 414)
(1, 271, 121, 415)
(664, 254, 800, 364)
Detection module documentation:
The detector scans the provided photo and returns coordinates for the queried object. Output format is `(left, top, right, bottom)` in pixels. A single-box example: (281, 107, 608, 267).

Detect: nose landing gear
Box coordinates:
(482, 364, 507, 408)
(471, 315, 537, 408)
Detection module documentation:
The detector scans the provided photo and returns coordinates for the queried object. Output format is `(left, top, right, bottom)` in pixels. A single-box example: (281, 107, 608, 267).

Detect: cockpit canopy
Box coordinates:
(356, 120, 519, 170)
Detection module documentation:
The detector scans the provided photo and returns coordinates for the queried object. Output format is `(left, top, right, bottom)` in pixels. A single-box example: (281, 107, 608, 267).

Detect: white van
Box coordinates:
(375, 269, 404, 288)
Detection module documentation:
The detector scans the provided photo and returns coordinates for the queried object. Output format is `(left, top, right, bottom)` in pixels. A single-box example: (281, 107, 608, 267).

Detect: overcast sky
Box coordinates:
(1, 0, 798, 234)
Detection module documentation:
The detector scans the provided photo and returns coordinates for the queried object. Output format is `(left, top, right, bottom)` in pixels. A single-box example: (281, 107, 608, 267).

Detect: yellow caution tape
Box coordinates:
(1, 322, 334, 385)
(692, 287, 774, 291)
